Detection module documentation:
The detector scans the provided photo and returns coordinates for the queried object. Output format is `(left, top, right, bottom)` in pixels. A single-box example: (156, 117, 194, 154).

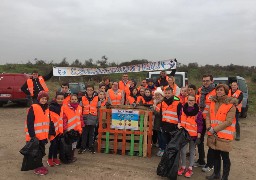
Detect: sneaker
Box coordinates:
(47, 159, 54, 167)
(34, 167, 48, 176)
(202, 165, 214, 172)
(177, 167, 185, 176)
(184, 169, 193, 178)
(41, 166, 48, 173)
(53, 159, 61, 166)
(193, 160, 206, 167)
(89, 147, 96, 154)
(78, 149, 87, 154)
(157, 150, 164, 157)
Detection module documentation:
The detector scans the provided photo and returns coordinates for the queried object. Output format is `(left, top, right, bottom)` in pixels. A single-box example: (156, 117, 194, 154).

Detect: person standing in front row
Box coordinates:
(195, 74, 215, 173)
(62, 94, 83, 163)
(47, 92, 65, 167)
(21, 91, 50, 176)
(156, 87, 182, 150)
(21, 69, 53, 103)
(228, 82, 243, 141)
(177, 94, 203, 178)
(206, 84, 236, 180)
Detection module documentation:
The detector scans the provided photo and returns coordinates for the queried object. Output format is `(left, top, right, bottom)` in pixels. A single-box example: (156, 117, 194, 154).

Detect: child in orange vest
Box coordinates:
(79, 85, 98, 154)
(177, 94, 203, 178)
(126, 88, 139, 105)
(47, 92, 64, 167)
(62, 94, 83, 163)
(178, 87, 188, 106)
(21, 91, 50, 175)
(137, 88, 154, 106)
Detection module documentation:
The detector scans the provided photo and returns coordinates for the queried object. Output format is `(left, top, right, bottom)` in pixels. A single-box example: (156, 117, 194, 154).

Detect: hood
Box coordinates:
(211, 96, 238, 106)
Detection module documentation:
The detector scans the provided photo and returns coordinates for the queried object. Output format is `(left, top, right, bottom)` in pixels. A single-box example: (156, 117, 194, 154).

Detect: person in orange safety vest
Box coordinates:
(47, 92, 65, 167)
(79, 85, 98, 154)
(106, 82, 125, 105)
(22, 91, 50, 175)
(205, 83, 236, 180)
(228, 81, 243, 141)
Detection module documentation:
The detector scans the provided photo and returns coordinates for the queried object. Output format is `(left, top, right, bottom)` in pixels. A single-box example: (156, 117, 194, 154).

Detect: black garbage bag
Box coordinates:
(157, 128, 191, 180)
(59, 134, 73, 164)
(19, 137, 39, 158)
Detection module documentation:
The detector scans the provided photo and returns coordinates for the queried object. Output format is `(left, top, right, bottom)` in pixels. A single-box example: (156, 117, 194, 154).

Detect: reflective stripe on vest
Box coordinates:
(180, 111, 197, 137)
(108, 89, 123, 105)
(208, 102, 236, 140)
(82, 96, 98, 116)
(63, 105, 82, 133)
(228, 89, 242, 112)
(161, 100, 179, 124)
(25, 104, 50, 141)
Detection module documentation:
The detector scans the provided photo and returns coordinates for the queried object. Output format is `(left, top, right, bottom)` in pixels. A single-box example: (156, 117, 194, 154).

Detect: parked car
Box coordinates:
(0, 73, 31, 107)
(213, 76, 249, 118)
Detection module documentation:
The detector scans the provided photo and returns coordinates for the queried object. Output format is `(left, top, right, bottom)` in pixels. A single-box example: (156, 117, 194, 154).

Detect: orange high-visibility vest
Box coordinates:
(161, 100, 180, 124)
(180, 111, 197, 137)
(179, 95, 187, 106)
(63, 105, 82, 134)
(63, 95, 70, 105)
(108, 89, 123, 105)
(136, 96, 153, 105)
(82, 96, 98, 116)
(49, 108, 63, 141)
(208, 101, 236, 140)
(25, 104, 50, 141)
(198, 88, 216, 119)
(228, 89, 242, 112)
(27, 76, 49, 96)
(118, 80, 130, 91)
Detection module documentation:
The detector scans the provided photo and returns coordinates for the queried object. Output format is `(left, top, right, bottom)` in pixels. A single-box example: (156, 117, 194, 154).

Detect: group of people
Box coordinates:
(20, 69, 243, 180)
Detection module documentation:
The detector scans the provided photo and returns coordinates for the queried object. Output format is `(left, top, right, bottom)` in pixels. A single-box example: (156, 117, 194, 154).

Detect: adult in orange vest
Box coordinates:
(47, 92, 64, 167)
(118, 73, 130, 91)
(156, 87, 182, 150)
(124, 79, 137, 98)
(62, 94, 83, 163)
(102, 77, 112, 92)
(155, 70, 169, 87)
(106, 82, 125, 105)
(58, 82, 71, 105)
(195, 74, 216, 169)
(228, 82, 243, 141)
(21, 69, 53, 103)
(177, 94, 203, 178)
(147, 78, 157, 94)
(163, 76, 180, 96)
(21, 91, 50, 175)
(206, 84, 236, 180)
(79, 85, 98, 154)
(137, 79, 148, 91)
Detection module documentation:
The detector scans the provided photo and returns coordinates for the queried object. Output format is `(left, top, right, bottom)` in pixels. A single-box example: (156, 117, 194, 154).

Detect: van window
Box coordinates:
(150, 74, 183, 87)
(213, 80, 228, 86)
(237, 79, 248, 93)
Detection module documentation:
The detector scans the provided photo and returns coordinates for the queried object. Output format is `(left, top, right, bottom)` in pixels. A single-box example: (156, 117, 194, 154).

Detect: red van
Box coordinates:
(0, 73, 30, 107)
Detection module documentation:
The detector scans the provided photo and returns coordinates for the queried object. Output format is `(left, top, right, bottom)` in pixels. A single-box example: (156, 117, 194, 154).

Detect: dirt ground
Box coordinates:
(0, 104, 255, 180)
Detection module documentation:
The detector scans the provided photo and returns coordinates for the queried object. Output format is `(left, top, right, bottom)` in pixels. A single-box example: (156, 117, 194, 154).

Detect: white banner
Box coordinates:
(53, 59, 176, 76)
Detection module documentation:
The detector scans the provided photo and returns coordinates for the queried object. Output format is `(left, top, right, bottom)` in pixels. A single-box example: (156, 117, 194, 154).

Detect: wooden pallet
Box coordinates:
(97, 108, 153, 157)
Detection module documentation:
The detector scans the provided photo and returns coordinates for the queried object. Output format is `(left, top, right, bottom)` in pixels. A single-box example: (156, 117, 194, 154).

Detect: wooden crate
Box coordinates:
(97, 107, 153, 157)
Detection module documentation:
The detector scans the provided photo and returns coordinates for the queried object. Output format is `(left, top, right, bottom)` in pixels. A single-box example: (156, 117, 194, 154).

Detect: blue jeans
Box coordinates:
(157, 131, 164, 150)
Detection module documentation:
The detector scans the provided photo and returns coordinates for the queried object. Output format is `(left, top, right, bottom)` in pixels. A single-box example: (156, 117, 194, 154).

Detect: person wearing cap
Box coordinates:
(152, 87, 164, 156)
(21, 91, 50, 175)
(205, 84, 236, 180)
(21, 69, 53, 103)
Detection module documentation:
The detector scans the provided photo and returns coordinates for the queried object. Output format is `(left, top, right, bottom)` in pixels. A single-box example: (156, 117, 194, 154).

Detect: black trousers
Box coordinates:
(152, 130, 158, 144)
(48, 135, 60, 159)
(81, 125, 95, 149)
(197, 119, 206, 164)
(213, 149, 231, 179)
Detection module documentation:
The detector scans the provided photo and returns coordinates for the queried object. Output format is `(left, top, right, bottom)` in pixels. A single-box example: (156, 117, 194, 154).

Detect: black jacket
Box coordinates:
(21, 69, 53, 98)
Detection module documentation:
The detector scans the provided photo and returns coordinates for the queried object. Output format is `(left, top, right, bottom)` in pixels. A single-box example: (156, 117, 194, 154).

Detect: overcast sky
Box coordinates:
(0, 0, 255, 66)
